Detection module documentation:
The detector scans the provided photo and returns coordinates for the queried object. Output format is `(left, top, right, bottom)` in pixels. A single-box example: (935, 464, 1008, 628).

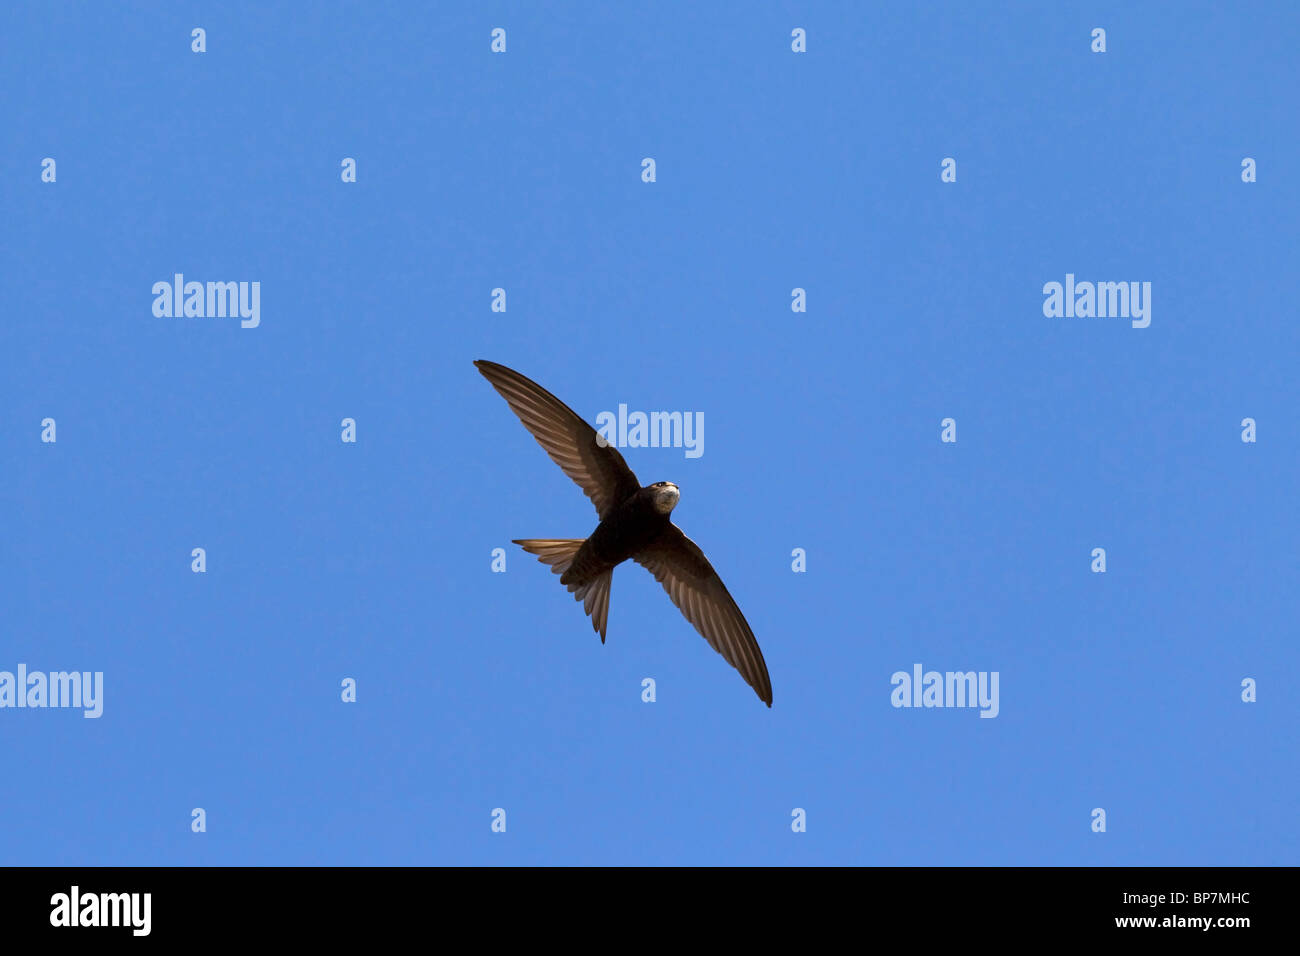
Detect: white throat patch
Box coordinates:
(652, 484, 680, 514)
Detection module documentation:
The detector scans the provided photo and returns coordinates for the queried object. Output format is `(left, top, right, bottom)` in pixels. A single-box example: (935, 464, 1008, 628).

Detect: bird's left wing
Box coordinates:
(474, 360, 642, 519)
(634, 524, 773, 707)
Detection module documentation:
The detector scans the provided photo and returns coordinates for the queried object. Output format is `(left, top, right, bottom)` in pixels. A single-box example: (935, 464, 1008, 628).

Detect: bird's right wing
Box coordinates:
(634, 524, 773, 707)
(475, 360, 642, 519)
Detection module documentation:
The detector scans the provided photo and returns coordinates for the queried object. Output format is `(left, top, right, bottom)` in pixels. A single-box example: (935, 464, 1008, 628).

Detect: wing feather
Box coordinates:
(634, 525, 772, 707)
(475, 360, 641, 519)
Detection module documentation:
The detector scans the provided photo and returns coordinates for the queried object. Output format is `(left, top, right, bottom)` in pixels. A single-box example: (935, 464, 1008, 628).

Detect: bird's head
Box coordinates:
(650, 481, 680, 515)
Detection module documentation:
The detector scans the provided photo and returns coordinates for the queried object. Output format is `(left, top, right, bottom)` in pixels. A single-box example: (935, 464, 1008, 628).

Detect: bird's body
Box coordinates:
(564, 484, 675, 585)
(474, 359, 773, 707)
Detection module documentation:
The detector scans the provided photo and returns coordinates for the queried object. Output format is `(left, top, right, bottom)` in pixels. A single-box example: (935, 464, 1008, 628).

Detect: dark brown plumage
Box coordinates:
(475, 359, 773, 707)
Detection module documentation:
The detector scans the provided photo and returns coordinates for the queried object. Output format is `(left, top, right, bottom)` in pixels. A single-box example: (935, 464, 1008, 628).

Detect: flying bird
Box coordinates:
(474, 359, 773, 707)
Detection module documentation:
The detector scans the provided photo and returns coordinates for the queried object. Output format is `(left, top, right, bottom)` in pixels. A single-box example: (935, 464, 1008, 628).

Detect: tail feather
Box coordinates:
(514, 538, 585, 576)
(580, 570, 613, 640)
(514, 538, 613, 642)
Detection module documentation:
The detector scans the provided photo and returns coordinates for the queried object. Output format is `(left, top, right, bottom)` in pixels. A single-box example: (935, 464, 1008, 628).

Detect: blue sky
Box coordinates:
(3, 1, 1296, 865)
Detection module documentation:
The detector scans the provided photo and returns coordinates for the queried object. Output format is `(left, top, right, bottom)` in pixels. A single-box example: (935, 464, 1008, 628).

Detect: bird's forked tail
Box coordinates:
(513, 538, 613, 642)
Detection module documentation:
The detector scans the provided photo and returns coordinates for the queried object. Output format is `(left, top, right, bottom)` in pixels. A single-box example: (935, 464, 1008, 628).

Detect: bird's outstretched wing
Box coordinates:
(474, 360, 642, 519)
(634, 524, 773, 707)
